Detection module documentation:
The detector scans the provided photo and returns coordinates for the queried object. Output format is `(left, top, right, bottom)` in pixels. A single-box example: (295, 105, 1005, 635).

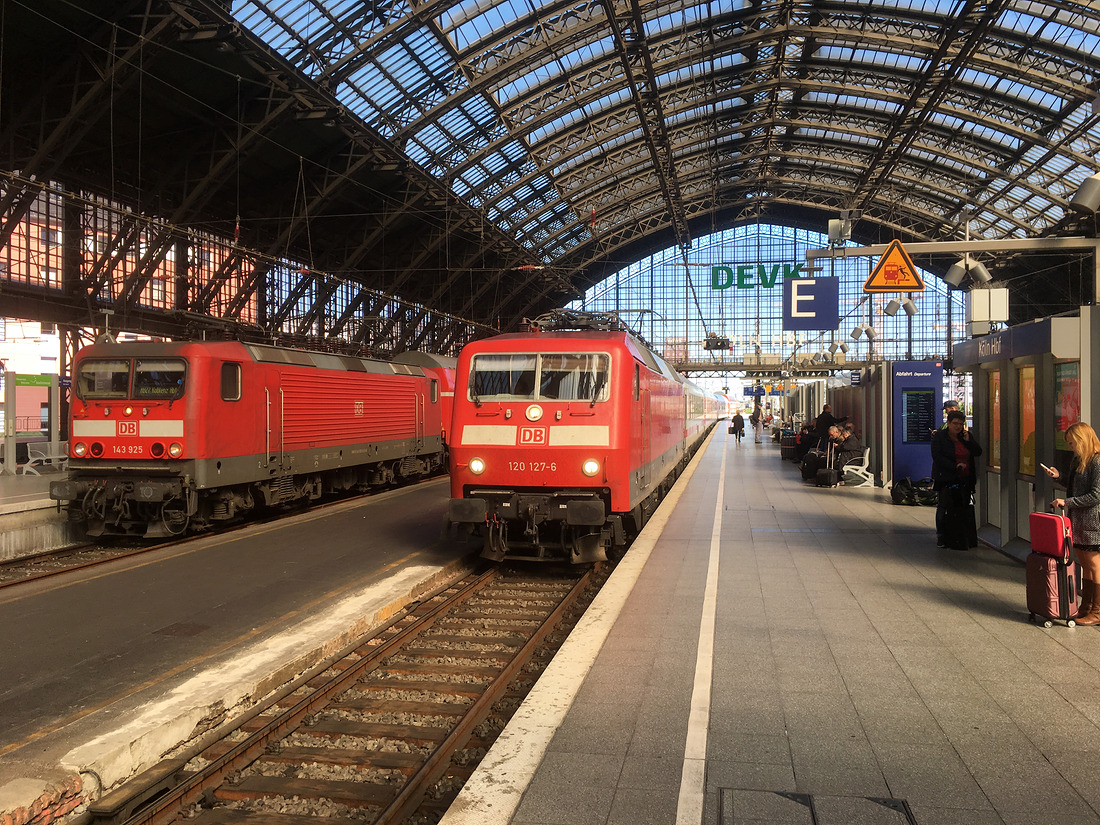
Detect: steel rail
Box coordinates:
(114, 568, 497, 825)
(372, 567, 597, 824)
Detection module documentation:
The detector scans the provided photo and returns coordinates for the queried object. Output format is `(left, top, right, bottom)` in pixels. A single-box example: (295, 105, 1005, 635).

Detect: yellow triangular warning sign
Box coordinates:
(863, 240, 925, 293)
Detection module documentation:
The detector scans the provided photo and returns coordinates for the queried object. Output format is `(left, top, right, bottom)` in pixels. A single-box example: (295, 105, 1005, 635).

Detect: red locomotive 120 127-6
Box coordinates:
(447, 310, 725, 563)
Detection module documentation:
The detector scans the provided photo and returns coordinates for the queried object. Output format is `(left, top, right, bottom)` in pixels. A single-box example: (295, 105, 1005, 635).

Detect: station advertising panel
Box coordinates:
(891, 360, 943, 481)
(1054, 362, 1080, 453)
(1019, 365, 1036, 476)
(988, 372, 1002, 470)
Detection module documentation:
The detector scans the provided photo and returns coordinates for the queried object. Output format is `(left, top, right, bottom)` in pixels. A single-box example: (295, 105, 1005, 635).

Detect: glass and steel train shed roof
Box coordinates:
(0, 0, 1097, 341)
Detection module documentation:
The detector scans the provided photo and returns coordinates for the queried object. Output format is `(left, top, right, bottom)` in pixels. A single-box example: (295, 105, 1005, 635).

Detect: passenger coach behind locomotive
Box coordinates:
(447, 310, 721, 564)
(50, 338, 455, 538)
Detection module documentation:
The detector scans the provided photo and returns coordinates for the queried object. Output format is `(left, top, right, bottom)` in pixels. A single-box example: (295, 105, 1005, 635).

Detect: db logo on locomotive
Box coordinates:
(117, 421, 138, 436)
(519, 427, 547, 445)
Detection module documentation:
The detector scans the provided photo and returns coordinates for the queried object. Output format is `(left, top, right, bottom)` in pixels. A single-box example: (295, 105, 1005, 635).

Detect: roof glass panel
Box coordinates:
(1040, 155, 1074, 177)
(224, 0, 1100, 294)
(344, 63, 404, 113)
(1002, 7, 1100, 53)
(527, 109, 586, 145)
(956, 69, 1063, 111)
(644, 4, 709, 38)
(815, 45, 929, 73)
(827, 93, 898, 116)
(445, 0, 536, 51)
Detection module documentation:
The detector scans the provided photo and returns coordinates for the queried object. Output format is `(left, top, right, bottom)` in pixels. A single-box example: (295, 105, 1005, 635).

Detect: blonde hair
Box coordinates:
(1065, 422, 1100, 474)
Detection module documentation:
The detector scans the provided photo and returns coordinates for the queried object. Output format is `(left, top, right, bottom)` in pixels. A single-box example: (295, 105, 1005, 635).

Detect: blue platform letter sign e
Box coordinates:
(782, 277, 840, 331)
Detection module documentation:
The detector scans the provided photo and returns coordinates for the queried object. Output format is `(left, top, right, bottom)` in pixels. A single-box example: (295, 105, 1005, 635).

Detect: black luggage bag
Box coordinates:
(780, 433, 796, 460)
(801, 451, 823, 481)
(814, 444, 839, 487)
(942, 484, 978, 550)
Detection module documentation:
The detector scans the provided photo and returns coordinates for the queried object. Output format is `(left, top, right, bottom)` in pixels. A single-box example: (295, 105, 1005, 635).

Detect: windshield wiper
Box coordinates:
(590, 373, 606, 407)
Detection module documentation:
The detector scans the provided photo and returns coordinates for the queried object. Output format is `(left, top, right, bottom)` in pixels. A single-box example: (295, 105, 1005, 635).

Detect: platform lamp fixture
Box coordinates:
(850, 323, 876, 340)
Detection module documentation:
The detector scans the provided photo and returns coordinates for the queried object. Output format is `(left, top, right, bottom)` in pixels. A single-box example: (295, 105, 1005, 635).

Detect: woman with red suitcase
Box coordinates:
(1047, 422, 1100, 625)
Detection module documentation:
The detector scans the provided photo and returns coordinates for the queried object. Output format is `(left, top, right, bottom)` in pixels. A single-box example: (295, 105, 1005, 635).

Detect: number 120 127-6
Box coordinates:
(508, 460, 556, 472)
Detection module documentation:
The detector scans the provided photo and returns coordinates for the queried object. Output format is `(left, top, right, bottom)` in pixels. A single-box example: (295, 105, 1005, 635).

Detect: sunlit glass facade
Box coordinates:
(569, 224, 967, 384)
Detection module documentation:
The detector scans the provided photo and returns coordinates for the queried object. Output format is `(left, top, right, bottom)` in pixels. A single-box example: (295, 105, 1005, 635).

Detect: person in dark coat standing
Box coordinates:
(931, 410, 983, 548)
(813, 404, 847, 450)
(730, 411, 745, 443)
(1046, 422, 1100, 624)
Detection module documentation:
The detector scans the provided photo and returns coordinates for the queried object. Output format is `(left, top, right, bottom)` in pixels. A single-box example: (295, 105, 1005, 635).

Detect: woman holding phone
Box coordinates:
(1046, 422, 1100, 624)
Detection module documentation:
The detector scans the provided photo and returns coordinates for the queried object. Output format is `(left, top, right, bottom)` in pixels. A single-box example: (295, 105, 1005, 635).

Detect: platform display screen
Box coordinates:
(901, 388, 935, 443)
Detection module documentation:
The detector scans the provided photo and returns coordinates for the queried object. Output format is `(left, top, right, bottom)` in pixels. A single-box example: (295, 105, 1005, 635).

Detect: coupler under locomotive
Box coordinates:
(448, 489, 628, 564)
(50, 476, 204, 539)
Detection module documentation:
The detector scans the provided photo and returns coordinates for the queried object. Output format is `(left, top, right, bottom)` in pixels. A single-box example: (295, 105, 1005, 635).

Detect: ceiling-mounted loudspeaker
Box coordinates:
(863, 325, 877, 340)
(945, 255, 991, 287)
(969, 261, 993, 284)
(884, 298, 902, 316)
(828, 219, 851, 243)
(901, 297, 918, 316)
(1070, 172, 1100, 212)
(944, 259, 969, 287)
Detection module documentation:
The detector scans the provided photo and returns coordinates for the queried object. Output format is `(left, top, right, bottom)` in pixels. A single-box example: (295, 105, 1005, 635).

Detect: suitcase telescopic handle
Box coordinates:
(1052, 505, 1072, 562)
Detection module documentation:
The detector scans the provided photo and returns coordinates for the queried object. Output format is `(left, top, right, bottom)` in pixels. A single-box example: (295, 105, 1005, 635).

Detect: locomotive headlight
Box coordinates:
(124, 406, 134, 416)
(582, 458, 600, 477)
(526, 404, 543, 422)
(168, 442, 184, 458)
(73, 442, 88, 457)
(468, 457, 486, 475)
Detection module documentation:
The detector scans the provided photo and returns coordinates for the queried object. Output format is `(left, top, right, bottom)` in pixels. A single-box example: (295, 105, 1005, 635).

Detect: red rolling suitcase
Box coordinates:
(1026, 508, 1078, 627)
(1026, 553, 1079, 627)
(1030, 510, 1072, 557)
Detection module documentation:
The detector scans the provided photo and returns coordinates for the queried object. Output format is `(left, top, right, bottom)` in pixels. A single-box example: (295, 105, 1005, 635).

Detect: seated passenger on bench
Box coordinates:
(832, 425, 863, 471)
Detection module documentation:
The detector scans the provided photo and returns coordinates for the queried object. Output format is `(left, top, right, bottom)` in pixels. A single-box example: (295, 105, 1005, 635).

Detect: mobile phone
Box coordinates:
(1040, 463, 1052, 472)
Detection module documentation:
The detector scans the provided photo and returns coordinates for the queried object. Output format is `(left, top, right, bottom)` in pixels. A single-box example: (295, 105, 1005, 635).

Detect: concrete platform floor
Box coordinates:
(0, 476, 467, 821)
(442, 431, 1100, 825)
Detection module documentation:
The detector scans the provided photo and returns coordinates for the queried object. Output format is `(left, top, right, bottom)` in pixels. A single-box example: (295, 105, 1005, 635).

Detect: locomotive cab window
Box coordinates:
(77, 359, 131, 399)
(134, 359, 186, 400)
(469, 353, 610, 402)
(470, 354, 537, 399)
(221, 362, 242, 401)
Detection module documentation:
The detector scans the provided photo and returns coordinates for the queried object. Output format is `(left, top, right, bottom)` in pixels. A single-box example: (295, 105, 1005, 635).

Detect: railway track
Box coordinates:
(85, 563, 607, 825)
(0, 478, 444, 589)
(0, 542, 149, 588)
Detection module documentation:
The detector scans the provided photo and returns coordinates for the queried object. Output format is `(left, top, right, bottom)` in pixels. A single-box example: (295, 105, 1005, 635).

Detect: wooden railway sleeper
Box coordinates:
(371, 567, 595, 825)
(108, 569, 497, 825)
